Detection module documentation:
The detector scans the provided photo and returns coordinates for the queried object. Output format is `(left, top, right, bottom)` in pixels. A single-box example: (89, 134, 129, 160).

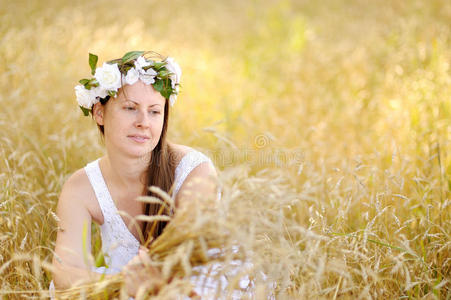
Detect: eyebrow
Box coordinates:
(125, 99, 161, 107)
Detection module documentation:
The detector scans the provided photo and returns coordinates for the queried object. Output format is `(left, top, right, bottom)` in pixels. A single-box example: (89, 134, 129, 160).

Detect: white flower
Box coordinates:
(75, 85, 96, 109)
(135, 56, 151, 72)
(169, 93, 177, 107)
(146, 68, 157, 76)
(125, 67, 139, 85)
(94, 62, 122, 92)
(91, 86, 108, 99)
(140, 68, 157, 85)
(165, 57, 182, 88)
(169, 85, 179, 106)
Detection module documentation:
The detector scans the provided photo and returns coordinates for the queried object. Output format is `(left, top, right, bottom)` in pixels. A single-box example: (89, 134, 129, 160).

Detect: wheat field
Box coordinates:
(0, 0, 450, 299)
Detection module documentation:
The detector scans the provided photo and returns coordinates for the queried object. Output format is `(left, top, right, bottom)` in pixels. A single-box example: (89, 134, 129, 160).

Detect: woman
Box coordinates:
(50, 51, 220, 297)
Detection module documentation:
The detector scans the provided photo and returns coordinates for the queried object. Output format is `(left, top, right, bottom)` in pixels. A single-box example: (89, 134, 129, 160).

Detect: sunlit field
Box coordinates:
(1, 0, 450, 298)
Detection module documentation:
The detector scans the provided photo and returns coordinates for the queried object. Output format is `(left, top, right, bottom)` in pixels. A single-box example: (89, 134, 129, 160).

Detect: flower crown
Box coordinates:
(75, 51, 181, 116)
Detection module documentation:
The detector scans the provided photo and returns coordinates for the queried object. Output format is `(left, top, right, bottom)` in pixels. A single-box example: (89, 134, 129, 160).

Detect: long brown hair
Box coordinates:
(95, 89, 176, 244)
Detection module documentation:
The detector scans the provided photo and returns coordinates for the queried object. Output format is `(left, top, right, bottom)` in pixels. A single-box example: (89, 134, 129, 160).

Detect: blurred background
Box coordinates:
(0, 0, 450, 298)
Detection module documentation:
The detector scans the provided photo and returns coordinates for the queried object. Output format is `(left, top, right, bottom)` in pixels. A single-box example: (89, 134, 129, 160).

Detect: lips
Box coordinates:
(128, 134, 150, 143)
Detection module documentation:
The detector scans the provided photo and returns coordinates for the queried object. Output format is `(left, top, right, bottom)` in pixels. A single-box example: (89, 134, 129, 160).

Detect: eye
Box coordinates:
(124, 106, 136, 111)
(150, 110, 161, 115)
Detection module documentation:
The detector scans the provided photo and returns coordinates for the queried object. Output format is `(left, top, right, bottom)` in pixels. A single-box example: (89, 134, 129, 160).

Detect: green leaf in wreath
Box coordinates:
(161, 89, 170, 99)
(89, 79, 99, 87)
(80, 106, 91, 116)
(161, 80, 172, 99)
(107, 58, 122, 64)
(121, 51, 145, 63)
(79, 78, 90, 85)
(153, 79, 164, 92)
(158, 70, 171, 78)
(89, 53, 98, 76)
(107, 90, 117, 98)
(153, 62, 166, 70)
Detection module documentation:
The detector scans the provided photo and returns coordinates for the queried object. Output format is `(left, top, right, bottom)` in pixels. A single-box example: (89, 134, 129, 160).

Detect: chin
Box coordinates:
(116, 144, 150, 159)
(129, 148, 152, 159)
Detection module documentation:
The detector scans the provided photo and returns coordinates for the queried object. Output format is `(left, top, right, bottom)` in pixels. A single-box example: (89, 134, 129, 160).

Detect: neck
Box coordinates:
(101, 150, 150, 193)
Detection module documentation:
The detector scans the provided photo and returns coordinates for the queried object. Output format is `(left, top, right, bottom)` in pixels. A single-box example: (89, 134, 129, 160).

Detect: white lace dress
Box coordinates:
(49, 150, 232, 299)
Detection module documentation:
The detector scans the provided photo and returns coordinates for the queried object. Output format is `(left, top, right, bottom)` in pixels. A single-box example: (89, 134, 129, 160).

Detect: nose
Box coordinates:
(134, 109, 150, 129)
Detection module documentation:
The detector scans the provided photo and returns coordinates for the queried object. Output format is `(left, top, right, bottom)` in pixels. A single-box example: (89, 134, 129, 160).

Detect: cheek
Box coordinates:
(104, 111, 130, 137)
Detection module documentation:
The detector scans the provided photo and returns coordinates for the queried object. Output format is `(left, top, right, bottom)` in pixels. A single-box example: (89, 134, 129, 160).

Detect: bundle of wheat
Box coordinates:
(53, 183, 251, 299)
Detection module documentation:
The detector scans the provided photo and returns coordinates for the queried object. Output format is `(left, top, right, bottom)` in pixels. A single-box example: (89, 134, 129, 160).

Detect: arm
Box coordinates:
(52, 170, 110, 289)
(175, 160, 219, 209)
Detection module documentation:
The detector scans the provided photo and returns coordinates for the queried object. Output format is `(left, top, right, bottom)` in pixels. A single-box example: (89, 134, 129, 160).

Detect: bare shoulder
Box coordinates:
(59, 168, 92, 202)
(56, 167, 97, 220)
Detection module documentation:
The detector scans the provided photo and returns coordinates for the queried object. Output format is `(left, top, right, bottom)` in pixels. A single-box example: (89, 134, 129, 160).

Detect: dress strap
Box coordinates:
(173, 150, 214, 198)
(84, 158, 117, 223)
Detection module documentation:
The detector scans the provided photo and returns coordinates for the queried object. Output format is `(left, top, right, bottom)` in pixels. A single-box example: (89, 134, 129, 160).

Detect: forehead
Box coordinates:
(118, 80, 166, 106)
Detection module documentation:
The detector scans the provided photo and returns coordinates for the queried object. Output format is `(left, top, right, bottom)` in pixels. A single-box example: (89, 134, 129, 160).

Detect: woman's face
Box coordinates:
(94, 80, 166, 159)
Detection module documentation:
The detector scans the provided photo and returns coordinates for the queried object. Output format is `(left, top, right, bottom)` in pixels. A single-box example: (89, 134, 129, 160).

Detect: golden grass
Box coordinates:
(1, 0, 450, 298)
